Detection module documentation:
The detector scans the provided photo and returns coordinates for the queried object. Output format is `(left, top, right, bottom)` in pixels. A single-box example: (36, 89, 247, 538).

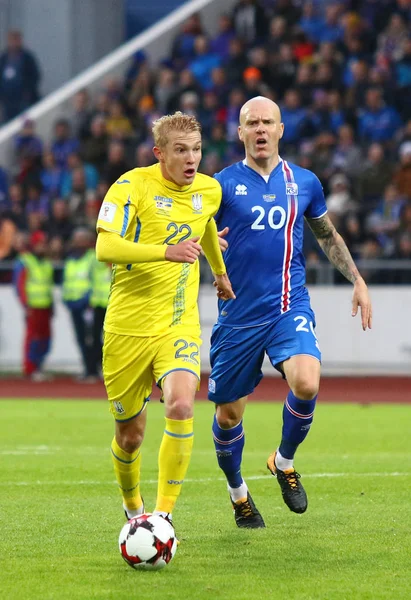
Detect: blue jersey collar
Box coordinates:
(241, 157, 283, 182)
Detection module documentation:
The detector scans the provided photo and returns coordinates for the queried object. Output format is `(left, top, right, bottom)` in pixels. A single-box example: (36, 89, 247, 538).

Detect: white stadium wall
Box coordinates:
(1, 285, 410, 376)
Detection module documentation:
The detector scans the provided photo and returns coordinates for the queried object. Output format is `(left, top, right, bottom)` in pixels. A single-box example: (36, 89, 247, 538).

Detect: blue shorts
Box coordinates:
(208, 306, 321, 404)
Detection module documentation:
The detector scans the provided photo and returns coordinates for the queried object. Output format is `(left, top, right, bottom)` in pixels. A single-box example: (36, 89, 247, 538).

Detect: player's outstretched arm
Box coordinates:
(96, 230, 167, 263)
(306, 214, 372, 331)
(96, 230, 202, 265)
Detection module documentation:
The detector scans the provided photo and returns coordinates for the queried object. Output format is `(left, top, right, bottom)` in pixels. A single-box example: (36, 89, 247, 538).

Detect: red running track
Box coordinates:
(0, 376, 410, 403)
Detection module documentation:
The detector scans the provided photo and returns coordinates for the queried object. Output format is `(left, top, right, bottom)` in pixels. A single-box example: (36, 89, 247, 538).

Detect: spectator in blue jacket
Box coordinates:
(51, 119, 80, 169)
(0, 30, 41, 123)
(358, 87, 402, 144)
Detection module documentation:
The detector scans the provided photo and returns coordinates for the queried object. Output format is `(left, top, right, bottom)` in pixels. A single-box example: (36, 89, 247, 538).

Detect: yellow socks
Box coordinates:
(155, 417, 194, 514)
(111, 436, 143, 512)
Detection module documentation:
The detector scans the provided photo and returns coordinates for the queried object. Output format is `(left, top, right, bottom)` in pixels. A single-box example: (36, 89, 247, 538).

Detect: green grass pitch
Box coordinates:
(1, 399, 411, 600)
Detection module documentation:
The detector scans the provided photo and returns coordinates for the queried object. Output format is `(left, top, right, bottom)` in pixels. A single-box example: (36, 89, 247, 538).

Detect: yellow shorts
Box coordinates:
(102, 327, 202, 421)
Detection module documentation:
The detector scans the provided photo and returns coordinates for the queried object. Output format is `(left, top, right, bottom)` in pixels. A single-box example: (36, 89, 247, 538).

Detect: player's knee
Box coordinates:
(292, 378, 319, 400)
(166, 396, 193, 420)
(116, 429, 144, 454)
(216, 403, 243, 429)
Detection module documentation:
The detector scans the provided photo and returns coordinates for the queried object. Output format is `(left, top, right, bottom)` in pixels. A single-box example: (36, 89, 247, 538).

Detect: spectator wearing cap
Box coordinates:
(393, 141, 411, 200)
(13, 230, 53, 380)
(0, 30, 41, 123)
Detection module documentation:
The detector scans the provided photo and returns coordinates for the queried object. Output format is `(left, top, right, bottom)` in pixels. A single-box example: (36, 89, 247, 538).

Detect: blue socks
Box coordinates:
(279, 391, 317, 460)
(212, 415, 244, 488)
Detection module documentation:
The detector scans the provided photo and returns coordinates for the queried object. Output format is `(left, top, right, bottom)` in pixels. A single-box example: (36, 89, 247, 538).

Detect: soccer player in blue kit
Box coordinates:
(209, 96, 372, 528)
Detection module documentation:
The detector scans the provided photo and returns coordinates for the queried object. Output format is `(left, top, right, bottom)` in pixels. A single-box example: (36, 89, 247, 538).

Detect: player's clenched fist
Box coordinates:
(165, 236, 202, 264)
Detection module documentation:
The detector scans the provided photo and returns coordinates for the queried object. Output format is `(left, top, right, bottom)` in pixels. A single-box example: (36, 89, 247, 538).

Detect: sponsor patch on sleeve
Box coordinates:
(98, 202, 117, 223)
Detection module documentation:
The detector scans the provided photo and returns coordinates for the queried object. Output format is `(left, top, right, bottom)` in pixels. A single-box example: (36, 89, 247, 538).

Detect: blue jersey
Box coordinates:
(214, 159, 327, 327)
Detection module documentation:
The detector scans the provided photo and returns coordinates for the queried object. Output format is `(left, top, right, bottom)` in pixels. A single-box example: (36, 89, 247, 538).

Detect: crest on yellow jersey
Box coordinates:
(154, 195, 173, 215)
(192, 193, 203, 213)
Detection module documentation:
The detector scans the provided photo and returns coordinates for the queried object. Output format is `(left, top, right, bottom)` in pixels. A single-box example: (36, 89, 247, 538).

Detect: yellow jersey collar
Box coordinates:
(155, 163, 194, 193)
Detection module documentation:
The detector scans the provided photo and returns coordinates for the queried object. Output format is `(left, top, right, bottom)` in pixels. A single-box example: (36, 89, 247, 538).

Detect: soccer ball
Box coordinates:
(119, 513, 178, 570)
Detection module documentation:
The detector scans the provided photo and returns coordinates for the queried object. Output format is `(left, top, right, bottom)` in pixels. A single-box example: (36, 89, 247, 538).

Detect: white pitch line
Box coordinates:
(1, 472, 410, 487)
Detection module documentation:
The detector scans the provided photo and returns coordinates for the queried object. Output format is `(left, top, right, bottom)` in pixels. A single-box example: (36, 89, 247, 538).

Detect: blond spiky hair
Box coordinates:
(152, 111, 202, 148)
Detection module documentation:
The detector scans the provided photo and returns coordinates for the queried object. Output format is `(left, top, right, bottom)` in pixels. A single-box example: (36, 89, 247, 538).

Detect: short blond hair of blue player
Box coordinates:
(96, 111, 235, 528)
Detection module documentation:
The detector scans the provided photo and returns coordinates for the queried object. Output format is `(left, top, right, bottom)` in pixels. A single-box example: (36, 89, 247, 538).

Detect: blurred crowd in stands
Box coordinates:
(1, 0, 411, 285)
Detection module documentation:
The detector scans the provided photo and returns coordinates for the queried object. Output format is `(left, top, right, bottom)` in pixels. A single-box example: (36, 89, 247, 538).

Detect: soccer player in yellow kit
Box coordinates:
(96, 112, 234, 528)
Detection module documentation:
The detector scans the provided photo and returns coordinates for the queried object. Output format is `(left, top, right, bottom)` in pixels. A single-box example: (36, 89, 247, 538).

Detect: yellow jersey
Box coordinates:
(96, 163, 222, 337)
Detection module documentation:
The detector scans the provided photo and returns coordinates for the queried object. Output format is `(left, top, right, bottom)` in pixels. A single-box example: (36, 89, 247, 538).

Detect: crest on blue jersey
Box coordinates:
(286, 183, 298, 195)
(192, 193, 203, 212)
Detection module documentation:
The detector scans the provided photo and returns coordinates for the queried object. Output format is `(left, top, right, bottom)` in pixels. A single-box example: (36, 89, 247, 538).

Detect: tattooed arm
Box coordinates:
(306, 213, 359, 283)
(306, 213, 372, 330)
